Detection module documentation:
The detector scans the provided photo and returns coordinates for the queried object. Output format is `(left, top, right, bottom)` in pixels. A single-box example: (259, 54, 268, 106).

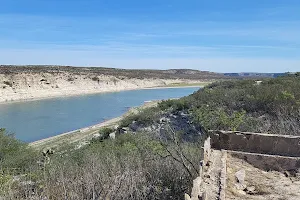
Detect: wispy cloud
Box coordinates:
(0, 12, 299, 72)
(1, 14, 299, 44)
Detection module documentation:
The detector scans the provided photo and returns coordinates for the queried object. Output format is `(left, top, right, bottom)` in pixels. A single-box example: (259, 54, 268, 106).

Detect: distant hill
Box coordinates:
(223, 72, 286, 78)
(0, 65, 226, 80)
(1, 65, 289, 79)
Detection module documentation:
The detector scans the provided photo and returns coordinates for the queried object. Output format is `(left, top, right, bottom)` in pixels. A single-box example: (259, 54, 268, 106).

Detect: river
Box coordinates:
(0, 87, 200, 142)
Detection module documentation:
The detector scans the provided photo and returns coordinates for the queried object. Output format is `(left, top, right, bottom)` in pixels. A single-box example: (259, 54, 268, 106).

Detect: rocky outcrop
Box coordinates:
(123, 111, 204, 142)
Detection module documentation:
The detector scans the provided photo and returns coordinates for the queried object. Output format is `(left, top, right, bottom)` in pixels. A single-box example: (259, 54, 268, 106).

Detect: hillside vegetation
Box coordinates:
(1, 74, 299, 199)
(181, 73, 300, 135)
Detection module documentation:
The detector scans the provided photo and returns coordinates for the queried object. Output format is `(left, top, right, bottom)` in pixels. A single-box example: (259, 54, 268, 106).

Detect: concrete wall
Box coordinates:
(210, 131, 300, 157)
(229, 151, 300, 171)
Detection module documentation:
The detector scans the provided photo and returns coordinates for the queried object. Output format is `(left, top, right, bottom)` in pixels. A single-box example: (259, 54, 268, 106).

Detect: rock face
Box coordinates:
(124, 111, 204, 141)
(0, 71, 176, 102)
(0, 65, 218, 102)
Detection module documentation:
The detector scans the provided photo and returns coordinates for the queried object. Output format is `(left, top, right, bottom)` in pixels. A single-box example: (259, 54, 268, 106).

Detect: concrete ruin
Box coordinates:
(185, 131, 300, 200)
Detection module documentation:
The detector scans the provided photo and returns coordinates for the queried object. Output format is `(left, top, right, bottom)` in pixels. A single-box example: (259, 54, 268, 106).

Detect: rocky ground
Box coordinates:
(226, 153, 300, 200)
(120, 110, 204, 142)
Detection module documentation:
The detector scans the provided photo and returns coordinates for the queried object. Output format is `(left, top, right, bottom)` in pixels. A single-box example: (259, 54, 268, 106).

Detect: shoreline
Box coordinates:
(28, 100, 160, 149)
(29, 116, 123, 149)
(0, 84, 206, 105)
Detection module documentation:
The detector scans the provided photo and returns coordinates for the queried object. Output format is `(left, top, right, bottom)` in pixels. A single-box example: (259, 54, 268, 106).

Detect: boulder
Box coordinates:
(245, 186, 257, 195)
(109, 132, 116, 139)
(129, 121, 139, 131)
(235, 169, 245, 184)
(92, 133, 101, 139)
(235, 169, 246, 190)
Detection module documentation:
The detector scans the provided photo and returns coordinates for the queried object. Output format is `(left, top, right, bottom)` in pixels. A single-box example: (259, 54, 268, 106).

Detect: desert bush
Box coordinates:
(3, 81, 12, 87)
(119, 107, 161, 128)
(158, 99, 189, 111)
(0, 129, 41, 198)
(67, 77, 74, 81)
(0, 174, 12, 196)
(26, 133, 202, 200)
(158, 99, 176, 110)
(91, 76, 100, 81)
(2, 130, 202, 199)
(93, 127, 114, 141)
(177, 75, 300, 135)
(0, 129, 38, 170)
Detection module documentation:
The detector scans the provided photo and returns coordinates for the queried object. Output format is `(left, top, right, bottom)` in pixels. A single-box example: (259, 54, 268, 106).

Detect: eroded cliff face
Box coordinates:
(0, 70, 202, 102)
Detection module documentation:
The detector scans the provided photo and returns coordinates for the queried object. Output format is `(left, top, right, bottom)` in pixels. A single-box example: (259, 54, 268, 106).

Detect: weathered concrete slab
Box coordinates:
(210, 131, 300, 157)
(229, 150, 300, 172)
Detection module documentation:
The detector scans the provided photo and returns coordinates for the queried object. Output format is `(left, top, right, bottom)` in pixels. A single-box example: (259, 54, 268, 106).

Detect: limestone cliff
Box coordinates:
(0, 65, 224, 102)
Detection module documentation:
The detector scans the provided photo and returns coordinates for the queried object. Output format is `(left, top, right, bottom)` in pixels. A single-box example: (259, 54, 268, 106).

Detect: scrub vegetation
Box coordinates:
(182, 73, 300, 135)
(1, 73, 299, 199)
(0, 129, 202, 199)
(0, 65, 226, 80)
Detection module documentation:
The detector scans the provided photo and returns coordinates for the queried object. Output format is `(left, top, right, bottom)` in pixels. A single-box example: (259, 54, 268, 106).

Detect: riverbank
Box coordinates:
(0, 65, 222, 103)
(29, 100, 159, 149)
(0, 84, 206, 105)
(0, 81, 209, 105)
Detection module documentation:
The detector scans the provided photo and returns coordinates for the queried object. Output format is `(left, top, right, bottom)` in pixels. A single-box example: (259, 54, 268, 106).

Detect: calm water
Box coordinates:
(0, 87, 199, 142)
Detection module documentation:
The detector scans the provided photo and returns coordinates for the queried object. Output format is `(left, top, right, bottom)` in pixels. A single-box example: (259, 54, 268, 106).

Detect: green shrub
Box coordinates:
(97, 127, 114, 141)
(185, 75, 300, 135)
(0, 129, 38, 170)
(0, 174, 12, 195)
(119, 107, 161, 127)
(158, 99, 176, 110)
(158, 99, 189, 111)
(21, 132, 201, 200)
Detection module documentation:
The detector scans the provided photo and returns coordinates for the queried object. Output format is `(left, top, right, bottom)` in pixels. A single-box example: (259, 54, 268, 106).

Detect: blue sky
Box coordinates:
(0, 0, 299, 72)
